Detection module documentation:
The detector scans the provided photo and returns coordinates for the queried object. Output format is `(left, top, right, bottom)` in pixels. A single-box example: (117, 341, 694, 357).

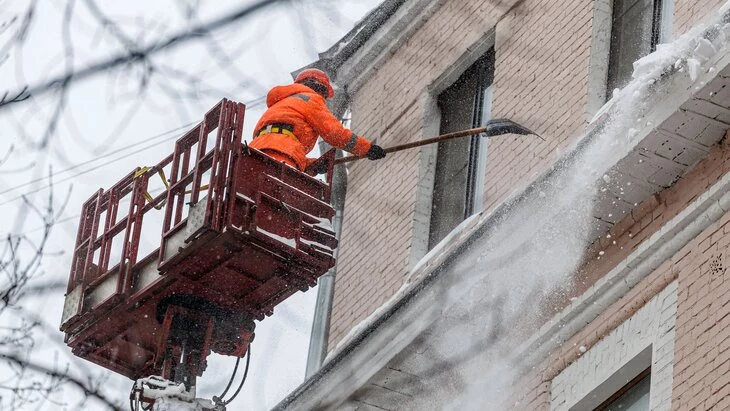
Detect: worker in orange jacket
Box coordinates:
(250, 68, 385, 173)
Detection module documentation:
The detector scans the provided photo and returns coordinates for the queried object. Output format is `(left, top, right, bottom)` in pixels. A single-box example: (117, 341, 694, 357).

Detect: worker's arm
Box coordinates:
(308, 99, 372, 157)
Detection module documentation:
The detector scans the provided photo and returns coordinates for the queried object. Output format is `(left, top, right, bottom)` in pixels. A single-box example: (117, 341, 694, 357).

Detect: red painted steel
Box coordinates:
(60, 99, 338, 384)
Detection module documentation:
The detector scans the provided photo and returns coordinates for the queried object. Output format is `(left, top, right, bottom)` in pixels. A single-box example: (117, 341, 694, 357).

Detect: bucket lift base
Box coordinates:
(131, 375, 224, 411)
(131, 299, 254, 410)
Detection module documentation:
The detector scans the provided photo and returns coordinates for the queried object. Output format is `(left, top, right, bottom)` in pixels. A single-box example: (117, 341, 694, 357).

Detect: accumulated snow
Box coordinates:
(321, 4, 730, 410)
(256, 227, 297, 248)
(300, 237, 335, 252)
(136, 376, 191, 400)
(134, 376, 219, 411)
(313, 218, 334, 233)
(442, 8, 730, 410)
(410, 213, 481, 277)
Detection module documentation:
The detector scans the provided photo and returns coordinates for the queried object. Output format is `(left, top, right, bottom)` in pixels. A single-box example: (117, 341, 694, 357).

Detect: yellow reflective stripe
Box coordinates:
(257, 128, 298, 141)
(183, 184, 209, 195)
(133, 166, 153, 179)
(281, 129, 297, 139)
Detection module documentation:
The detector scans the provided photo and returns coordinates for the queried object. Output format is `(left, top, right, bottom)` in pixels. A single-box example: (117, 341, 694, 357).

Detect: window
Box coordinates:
(428, 49, 494, 249)
(594, 368, 651, 411)
(606, 0, 664, 97)
(564, 346, 653, 411)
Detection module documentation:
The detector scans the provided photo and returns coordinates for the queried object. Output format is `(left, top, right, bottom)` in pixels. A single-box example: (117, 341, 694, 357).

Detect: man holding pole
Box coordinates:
(250, 68, 386, 173)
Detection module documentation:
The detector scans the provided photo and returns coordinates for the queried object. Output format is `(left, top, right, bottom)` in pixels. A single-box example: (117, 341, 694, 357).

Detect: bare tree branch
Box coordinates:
(0, 86, 30, 105)
(0, 353, 122, 410)
(173, 1, 268, 96)
(0, 145, 15, 168)
(0, 167, 102, 409)
(0, 170, 62, 309)
(0, 0, 36, 67)
(0, 0, 288, 110)
(33, 0, 75, 149)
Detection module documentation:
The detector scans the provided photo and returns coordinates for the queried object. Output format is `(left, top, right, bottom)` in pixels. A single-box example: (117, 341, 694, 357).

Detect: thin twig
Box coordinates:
(0, 0, 288, 110)
(0, 353, 122, 410)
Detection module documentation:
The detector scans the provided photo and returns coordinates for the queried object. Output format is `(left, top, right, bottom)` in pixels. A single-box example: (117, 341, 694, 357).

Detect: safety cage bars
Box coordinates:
(61, 98, 339, 332)
(62, 100, 244, 325)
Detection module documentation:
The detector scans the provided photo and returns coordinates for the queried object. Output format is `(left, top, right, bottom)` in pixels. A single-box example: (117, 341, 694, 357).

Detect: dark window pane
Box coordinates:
(599, 373, 650, 411)
(606, 0, 662, 97)
(429, 50, 493, 249)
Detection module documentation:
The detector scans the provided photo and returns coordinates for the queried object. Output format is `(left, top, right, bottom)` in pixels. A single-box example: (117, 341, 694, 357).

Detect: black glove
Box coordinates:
(366, 144, 386, 160)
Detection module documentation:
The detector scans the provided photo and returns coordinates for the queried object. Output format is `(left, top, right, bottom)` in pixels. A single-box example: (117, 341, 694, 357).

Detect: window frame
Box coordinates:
(606, 0, 665, 99)
(427, 49, 494, 250)
(586, 0, 674, 119)
(593, 366, 651, 411)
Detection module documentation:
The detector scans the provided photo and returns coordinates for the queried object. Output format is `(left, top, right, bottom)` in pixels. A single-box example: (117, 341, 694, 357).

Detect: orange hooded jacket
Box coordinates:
(249, 83, 372, 171)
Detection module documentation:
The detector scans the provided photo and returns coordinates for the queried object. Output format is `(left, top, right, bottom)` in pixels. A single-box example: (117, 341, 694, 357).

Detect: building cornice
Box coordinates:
(331, 0, 445, 94)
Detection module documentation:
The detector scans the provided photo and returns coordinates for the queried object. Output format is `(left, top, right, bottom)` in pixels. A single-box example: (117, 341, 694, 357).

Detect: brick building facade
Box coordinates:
(278, 0, 730, 409)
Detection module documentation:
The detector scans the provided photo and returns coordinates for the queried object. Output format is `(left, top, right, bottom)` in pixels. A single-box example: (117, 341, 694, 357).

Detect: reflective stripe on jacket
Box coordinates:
(249, 83, 372, 171)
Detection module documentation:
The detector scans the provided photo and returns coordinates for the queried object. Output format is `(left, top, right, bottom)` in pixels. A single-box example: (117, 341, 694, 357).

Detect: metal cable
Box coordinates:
(223, 345, 251, 405)
(216, 355, 241, 400)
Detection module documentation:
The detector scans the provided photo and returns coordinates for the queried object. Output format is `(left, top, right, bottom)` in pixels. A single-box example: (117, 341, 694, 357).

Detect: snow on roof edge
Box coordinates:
(291, 0, 408, 79)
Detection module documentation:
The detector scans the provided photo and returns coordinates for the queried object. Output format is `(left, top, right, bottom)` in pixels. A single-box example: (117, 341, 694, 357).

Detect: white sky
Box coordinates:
(0, 0, 381, 409)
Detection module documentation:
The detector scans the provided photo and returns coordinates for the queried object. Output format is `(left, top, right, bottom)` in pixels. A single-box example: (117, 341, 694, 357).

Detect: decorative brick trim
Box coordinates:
(551, 282, 677, 411)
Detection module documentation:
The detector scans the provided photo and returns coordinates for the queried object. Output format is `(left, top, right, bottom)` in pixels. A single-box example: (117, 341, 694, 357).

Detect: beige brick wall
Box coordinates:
(674, 0, 727, 37)
(330, 0, 509, 348)
(509, 138, 730, 408)
(496, 3, 730, 405)
(670, 149, 730, 409)
(551, 283, 677, 410)
(329, 0, 730, 353)
(331, 0, 595, 350)
(488, 0, 593, 212)
(672, 213, 730, 410)
(511, 258, 679, 410)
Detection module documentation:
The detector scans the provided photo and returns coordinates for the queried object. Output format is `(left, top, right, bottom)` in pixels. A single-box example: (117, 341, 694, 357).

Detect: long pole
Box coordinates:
(333, 119, 540, 165)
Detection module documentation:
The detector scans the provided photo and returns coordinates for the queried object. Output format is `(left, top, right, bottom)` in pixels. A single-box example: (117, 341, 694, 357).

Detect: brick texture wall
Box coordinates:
(505, 129, 730, 408)
(508, 138, 730, 409)
(319, 0, 730, 406)
(488, 0, 593, 213)
(511, 253, 679, 409)
(672, 214, 730, 410)
(551, 282, 677, 411)
(330, 0, 595, 350)
(330, 1, 510, 348)
(329, 0, 729, 368)
(674, 0, 728, 37)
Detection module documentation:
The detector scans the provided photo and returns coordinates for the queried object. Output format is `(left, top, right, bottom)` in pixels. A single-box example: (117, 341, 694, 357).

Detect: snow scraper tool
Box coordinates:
(333, 118, 541, 165)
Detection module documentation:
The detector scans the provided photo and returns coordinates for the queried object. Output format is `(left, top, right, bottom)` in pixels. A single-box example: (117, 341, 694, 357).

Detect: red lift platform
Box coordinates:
(59, 99, 337, 395)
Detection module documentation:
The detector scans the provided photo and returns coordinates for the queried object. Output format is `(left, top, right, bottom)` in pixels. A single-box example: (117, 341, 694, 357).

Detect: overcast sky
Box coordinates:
(0, 1, 381, 409)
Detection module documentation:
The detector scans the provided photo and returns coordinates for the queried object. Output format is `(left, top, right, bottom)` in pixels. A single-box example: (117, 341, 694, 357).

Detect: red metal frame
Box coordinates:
(60, 99, 338, 383)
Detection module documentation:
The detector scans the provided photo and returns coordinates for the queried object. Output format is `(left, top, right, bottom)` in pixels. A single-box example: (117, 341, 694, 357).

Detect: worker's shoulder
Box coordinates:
(287, 87, 325, 106)
(267, 83, 324, 107)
